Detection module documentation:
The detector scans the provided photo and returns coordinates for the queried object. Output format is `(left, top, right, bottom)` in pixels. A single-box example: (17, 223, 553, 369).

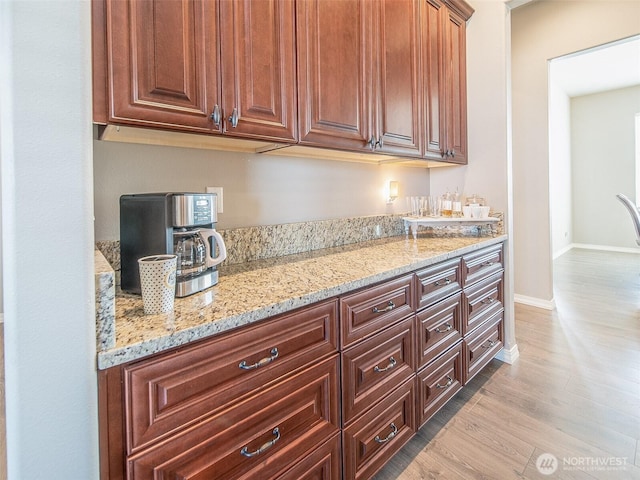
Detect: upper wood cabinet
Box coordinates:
(295, 0, 371, 151)
(93, 0, 473, 164)
(219, 0, 298, 141)
(421, 0, 472, 164)
(373, 0, 423, 157)
(95, 0, 297, 142)
(296, 0, 422, 157)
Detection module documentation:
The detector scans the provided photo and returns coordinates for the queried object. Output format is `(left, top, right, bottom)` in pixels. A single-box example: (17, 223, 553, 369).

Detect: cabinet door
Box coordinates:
(220, 0, 298, 142)
(296, 0, 372, 151)
(374, 0, 422, 157)
(443, 7, 468, 164)
(421, 0, 446, 160)
(106, 0, 220, 132)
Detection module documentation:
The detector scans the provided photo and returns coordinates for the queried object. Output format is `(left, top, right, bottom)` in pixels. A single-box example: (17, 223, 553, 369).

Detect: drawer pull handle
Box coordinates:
(374, 356, 397, 373)
(372, 301, 395, 313)
(434, 278, 452, 286)
(481, 261, 496, 267)
(240, 427, 280, 457)
(435, 323, 453, 334)
(239, 347, 279, 370)
(436, 375, 454, 389)
(481, 297, 496, 305)
(481, 339, 496, 349)
(374, 423, 398, 444)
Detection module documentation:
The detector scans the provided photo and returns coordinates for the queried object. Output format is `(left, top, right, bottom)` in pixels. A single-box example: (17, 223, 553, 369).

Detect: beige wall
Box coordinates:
(571, 86, 640, 249)
(511, 0, 640, 303)
(93, 138, 431, 239)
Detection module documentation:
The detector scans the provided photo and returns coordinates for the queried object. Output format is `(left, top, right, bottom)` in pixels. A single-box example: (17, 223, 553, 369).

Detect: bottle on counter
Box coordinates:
(441, 189, 452, 217)
(452, 188, 462, 217)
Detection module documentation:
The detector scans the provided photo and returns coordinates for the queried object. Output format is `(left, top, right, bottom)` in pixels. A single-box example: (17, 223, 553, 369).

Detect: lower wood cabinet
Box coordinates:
(463, 309, 504, 384)
(99, 242, 507, 480)
(341, 316, 415, 425)
(128, 356, 340, 480)
(417, 340, 463, 428)
(342, 378, 416, 480)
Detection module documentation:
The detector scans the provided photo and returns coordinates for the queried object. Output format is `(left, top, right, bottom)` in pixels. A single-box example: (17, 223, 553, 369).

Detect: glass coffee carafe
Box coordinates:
(173, 228, 225, 279)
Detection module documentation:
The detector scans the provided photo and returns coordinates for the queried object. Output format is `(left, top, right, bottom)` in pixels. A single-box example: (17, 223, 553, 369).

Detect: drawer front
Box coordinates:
(415, 257, 462, 310)
(128, 356, 340, 480)
(124, 299, 339, 453)
(278, 434, 341, 480)
(417, 341, 463, 428)
(340, 275, 415, 348)
(461, 243, 504, 287)
(416, 292, 463, 369)
(463, 311, 504, 384)
(342, 378, 416, 480)
(342, 317, 415, 425)
(463, 271, 504, 336)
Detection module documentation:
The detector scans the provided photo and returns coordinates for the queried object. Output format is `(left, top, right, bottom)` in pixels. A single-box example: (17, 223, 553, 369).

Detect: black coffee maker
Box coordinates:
(120, 193, 227, 297)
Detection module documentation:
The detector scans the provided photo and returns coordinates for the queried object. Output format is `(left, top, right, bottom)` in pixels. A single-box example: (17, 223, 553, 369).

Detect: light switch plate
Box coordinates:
(205, 186, 223, 213)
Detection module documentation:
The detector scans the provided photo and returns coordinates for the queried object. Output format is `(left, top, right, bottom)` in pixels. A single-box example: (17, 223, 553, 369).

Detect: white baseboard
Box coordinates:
(514, 294, 555, 310)
(553, 244, 574, 259)
(496, 344, 519, 365)
(554, 243, 640, 258)
(571, 243, 640, 255)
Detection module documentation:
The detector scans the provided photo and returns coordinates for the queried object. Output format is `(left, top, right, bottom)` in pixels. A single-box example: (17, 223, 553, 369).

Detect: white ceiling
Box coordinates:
(550, 36, 640, 97)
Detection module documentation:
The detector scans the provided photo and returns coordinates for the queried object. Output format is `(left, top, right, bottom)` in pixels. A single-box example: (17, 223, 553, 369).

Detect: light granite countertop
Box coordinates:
(96, 234, 507, 369)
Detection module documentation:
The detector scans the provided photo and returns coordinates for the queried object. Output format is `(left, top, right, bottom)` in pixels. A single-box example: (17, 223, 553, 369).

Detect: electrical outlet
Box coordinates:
(206, 187, 224, 213)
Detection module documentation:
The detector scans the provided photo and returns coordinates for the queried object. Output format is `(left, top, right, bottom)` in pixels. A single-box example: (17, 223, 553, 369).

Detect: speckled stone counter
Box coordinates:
(96, 234, 506, 369)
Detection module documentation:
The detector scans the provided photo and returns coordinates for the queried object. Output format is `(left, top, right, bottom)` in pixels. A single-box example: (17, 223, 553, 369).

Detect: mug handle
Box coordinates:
(199, 229, 227, 268)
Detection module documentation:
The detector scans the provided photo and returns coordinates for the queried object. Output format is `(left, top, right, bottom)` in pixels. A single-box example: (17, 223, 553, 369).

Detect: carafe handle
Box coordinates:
(199, 229, 227, 268)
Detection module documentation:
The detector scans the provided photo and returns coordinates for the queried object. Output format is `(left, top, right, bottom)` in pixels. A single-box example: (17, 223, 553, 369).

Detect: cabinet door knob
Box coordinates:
(368, 136, 376, 151)
(435, 323, 453, 334)
(372, 300, 395, 313)
(228, 107, 239, 128)
(240, 427, 281, 457)
(210, 104, 221, 126)
(375, 137, 384, 149)
(373, 356, 397, 373)
(436, 375, 454, 389)
(481, 339, 496, 349)
(238, 347, 279, 370)
(374, 423, 398, 444)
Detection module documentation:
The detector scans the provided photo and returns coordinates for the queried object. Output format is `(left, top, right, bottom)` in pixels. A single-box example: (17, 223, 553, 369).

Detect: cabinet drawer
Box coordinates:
(463, 311, 503, 384)
(128, 356, 340, 480)
(417, 341, 463, 428)
(416, 292, 463, 369)
(461, 243, 504, 287)
(415, 258, 462, 310)
(463, 271, 503, 335)
(278, 434, 341, 480)
(340, 275, 415, 348)
(341, 317, 415, 425)
(342, 378, 416, 480)
(124, 299, 338, 453)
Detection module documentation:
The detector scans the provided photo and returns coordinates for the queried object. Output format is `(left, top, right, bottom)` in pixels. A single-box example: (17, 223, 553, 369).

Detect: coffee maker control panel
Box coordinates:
(173, 193, 217, 227)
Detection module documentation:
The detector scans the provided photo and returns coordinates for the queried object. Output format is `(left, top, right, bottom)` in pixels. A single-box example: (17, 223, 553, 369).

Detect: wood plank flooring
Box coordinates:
(373, 248, 640, 479)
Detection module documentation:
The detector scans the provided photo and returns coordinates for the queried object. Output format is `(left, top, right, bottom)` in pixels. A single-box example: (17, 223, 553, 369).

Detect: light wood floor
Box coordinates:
(374, 248, 640, 479)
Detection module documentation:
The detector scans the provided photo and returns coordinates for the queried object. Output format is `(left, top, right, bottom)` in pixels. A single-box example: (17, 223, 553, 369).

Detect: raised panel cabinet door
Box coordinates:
(296, 0, 372, 150)
(374, 0, 422, 157)
(421, 0, 446, 160)
(443, 7, 468, 164)
(219, 0, 298, 142)
(106, 0, 221, 132)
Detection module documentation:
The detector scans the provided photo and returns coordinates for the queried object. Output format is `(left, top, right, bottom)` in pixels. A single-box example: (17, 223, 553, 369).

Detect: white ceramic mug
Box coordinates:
(138, 254, 177, 315)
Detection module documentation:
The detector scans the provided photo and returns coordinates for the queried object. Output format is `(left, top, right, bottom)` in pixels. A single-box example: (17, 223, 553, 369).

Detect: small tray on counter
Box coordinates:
(402, 216, 500, 238)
